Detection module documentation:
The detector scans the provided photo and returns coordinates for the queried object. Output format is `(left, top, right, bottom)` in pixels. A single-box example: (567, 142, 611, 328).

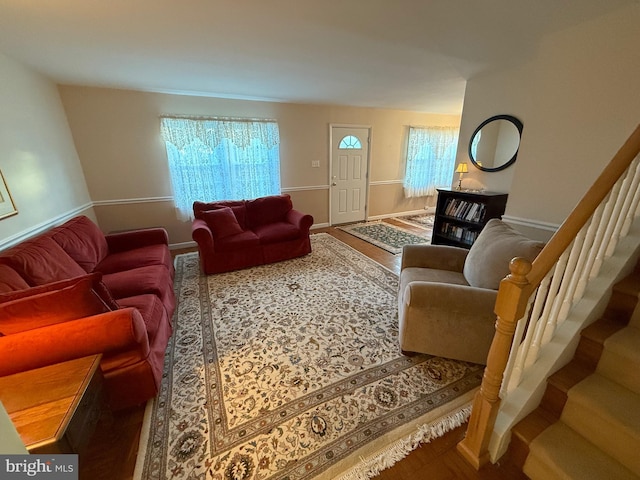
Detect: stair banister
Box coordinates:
(457, 123, 640, 469)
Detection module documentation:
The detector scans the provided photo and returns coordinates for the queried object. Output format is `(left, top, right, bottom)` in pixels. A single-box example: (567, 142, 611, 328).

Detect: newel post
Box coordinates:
(457, 257, 533, 469)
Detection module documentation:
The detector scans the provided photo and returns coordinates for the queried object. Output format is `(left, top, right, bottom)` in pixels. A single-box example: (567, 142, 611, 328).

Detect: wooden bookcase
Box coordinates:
(432, 188, 508, 249)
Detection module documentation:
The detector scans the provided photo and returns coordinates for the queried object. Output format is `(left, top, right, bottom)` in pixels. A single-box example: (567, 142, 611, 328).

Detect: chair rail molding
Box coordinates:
(0, 202, 93, 251)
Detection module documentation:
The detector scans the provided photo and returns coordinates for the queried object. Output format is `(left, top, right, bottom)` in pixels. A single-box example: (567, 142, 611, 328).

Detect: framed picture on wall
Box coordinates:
(0, 170, 17, 220)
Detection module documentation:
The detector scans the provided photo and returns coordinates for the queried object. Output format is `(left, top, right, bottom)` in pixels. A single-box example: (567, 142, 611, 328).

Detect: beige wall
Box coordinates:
(454, 3, 640, 240)
(0, 53, 93, 249)
(4, 3, 638, 248)
(58, 86, 459, 245)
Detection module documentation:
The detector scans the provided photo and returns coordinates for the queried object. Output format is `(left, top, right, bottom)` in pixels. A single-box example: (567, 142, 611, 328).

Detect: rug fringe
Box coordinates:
(333, 404, 472, 480)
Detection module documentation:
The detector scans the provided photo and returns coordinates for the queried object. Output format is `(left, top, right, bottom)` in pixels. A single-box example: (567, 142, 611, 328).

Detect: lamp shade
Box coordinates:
(455, 163, 468, 174)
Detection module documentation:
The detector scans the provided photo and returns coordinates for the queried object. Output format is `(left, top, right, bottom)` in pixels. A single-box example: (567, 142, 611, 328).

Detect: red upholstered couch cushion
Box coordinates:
(0, 264, 30, 293)
(201, 207, 245, 238)
(194, 200, 245, 221)
(95, 243, 174, 275)
(245, 194, 293, 228)
(50, 216, 109, 273)
(2, 236, 86, 286)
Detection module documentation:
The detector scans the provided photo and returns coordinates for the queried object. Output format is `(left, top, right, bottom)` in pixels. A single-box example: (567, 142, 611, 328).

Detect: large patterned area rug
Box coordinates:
(135, 234, 482, 480)
(337, 221, 431, 254)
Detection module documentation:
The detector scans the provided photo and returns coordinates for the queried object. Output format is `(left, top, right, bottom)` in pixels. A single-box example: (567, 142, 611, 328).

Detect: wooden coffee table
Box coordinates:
(0, 354, 104, 454)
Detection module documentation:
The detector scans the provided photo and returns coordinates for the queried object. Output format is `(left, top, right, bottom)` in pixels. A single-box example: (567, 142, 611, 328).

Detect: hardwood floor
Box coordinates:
(79, 220, 526, 479)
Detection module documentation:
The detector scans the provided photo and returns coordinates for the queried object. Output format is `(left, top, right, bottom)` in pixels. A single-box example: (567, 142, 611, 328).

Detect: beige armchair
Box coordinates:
(398, 219, 544, 364)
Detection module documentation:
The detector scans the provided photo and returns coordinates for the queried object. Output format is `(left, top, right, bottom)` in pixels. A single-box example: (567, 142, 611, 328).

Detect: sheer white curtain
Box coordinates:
(160, 116, 281, 219)
(403, 126, 459, 198)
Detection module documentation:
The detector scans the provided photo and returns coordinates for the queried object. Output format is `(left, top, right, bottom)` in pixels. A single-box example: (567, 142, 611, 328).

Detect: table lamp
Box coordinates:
(455, 162, 468, 190)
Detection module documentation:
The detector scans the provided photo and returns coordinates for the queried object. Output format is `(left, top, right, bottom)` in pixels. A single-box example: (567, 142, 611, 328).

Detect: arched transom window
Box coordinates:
(338, 135, 362, 149)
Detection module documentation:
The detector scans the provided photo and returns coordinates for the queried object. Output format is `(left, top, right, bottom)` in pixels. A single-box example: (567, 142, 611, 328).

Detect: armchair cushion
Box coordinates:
(463, 219, 544, 290)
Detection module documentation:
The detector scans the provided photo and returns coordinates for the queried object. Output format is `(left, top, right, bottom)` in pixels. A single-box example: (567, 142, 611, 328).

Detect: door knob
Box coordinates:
(332, 182, 337, 186)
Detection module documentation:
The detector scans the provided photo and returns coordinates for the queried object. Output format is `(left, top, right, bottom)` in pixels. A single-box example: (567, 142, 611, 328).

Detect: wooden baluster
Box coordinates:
(457, 125, 640, 470)
(457, 257, 533, 469)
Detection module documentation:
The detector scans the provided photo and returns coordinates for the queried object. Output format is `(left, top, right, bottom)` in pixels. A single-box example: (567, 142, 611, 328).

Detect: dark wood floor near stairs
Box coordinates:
(79, 219, 527, 480)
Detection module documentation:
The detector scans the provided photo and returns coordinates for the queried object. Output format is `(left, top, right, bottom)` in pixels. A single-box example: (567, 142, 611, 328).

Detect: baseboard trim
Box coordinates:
(169, 240, 197, 251)
(368, 208, 434, 221)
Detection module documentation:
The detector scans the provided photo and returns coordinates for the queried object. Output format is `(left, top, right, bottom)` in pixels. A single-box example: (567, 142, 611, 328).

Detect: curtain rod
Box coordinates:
(160, 114, 277, 123)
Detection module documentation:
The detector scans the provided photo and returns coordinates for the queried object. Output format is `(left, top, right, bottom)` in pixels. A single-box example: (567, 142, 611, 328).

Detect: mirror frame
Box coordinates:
(468, 114, 524, 172)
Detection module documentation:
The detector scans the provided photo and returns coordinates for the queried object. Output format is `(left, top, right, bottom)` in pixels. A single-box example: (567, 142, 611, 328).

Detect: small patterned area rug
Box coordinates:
(134, 234, 482, 480)
(337, 221, 432, 254)
(394, 214, 435, 230)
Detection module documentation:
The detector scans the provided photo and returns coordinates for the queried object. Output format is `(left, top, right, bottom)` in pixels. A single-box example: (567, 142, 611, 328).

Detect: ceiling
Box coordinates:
(0, 0, 635, 114)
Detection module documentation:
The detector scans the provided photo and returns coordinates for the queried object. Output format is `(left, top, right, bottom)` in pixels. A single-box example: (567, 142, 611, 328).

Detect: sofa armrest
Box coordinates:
(401, 244, 468, 272)
(105, 228, 169, 253)
(286, 209, 314, 233)
(0, 307, 149, 377)
(191, 219, 215, 252)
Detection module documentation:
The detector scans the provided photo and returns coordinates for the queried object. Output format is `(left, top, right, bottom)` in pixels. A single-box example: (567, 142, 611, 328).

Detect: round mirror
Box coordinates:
(468, 115, 523, 172)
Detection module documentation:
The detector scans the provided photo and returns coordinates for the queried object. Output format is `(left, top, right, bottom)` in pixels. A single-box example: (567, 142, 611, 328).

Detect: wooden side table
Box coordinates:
(0, 355, 104, 454)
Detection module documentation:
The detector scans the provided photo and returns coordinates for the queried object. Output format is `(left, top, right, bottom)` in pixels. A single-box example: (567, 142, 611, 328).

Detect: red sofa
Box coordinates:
(192, 194, 314, 274)
(0, 215, 175, 410)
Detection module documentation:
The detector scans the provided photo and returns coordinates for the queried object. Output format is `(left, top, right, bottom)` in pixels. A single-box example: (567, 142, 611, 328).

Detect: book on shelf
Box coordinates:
(438, 222, 480, 244)
(442, 199, 486, 223)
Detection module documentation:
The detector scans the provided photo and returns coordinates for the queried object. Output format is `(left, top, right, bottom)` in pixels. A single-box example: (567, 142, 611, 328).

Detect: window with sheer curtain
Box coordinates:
(403, 126, 459, 198)
(160, 116, 281, 219)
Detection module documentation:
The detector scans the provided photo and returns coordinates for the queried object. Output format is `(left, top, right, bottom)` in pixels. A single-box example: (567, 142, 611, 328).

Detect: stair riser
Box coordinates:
(598, 349, 640, 395)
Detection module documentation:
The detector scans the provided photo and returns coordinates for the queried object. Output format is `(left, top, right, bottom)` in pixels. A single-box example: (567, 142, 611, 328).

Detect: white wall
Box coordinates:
(0, 402, 27, 454)
(455, 3, 640, 239)
(0, 52, 93, 249)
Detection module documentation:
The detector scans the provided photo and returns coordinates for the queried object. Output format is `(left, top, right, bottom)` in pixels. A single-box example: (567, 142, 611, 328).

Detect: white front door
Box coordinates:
(330, 126, 370, 225)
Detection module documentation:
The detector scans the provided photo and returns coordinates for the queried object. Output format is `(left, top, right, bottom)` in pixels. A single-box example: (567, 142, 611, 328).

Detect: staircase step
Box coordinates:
(509, 267, 640, 476)
(598, 325, 640, 394)
(523, 421, 640, 480)
(575, 316, 628, 367)
(540, 360, 594, 417)
(605, 273, 640, 322)
(509, 408, 556, 469)
(561, 373, 640, 475)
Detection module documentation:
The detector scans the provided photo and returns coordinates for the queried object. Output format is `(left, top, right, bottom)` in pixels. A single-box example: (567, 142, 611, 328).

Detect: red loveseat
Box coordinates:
(192, 194, 314, 274)
(0, 215, 175, 410)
